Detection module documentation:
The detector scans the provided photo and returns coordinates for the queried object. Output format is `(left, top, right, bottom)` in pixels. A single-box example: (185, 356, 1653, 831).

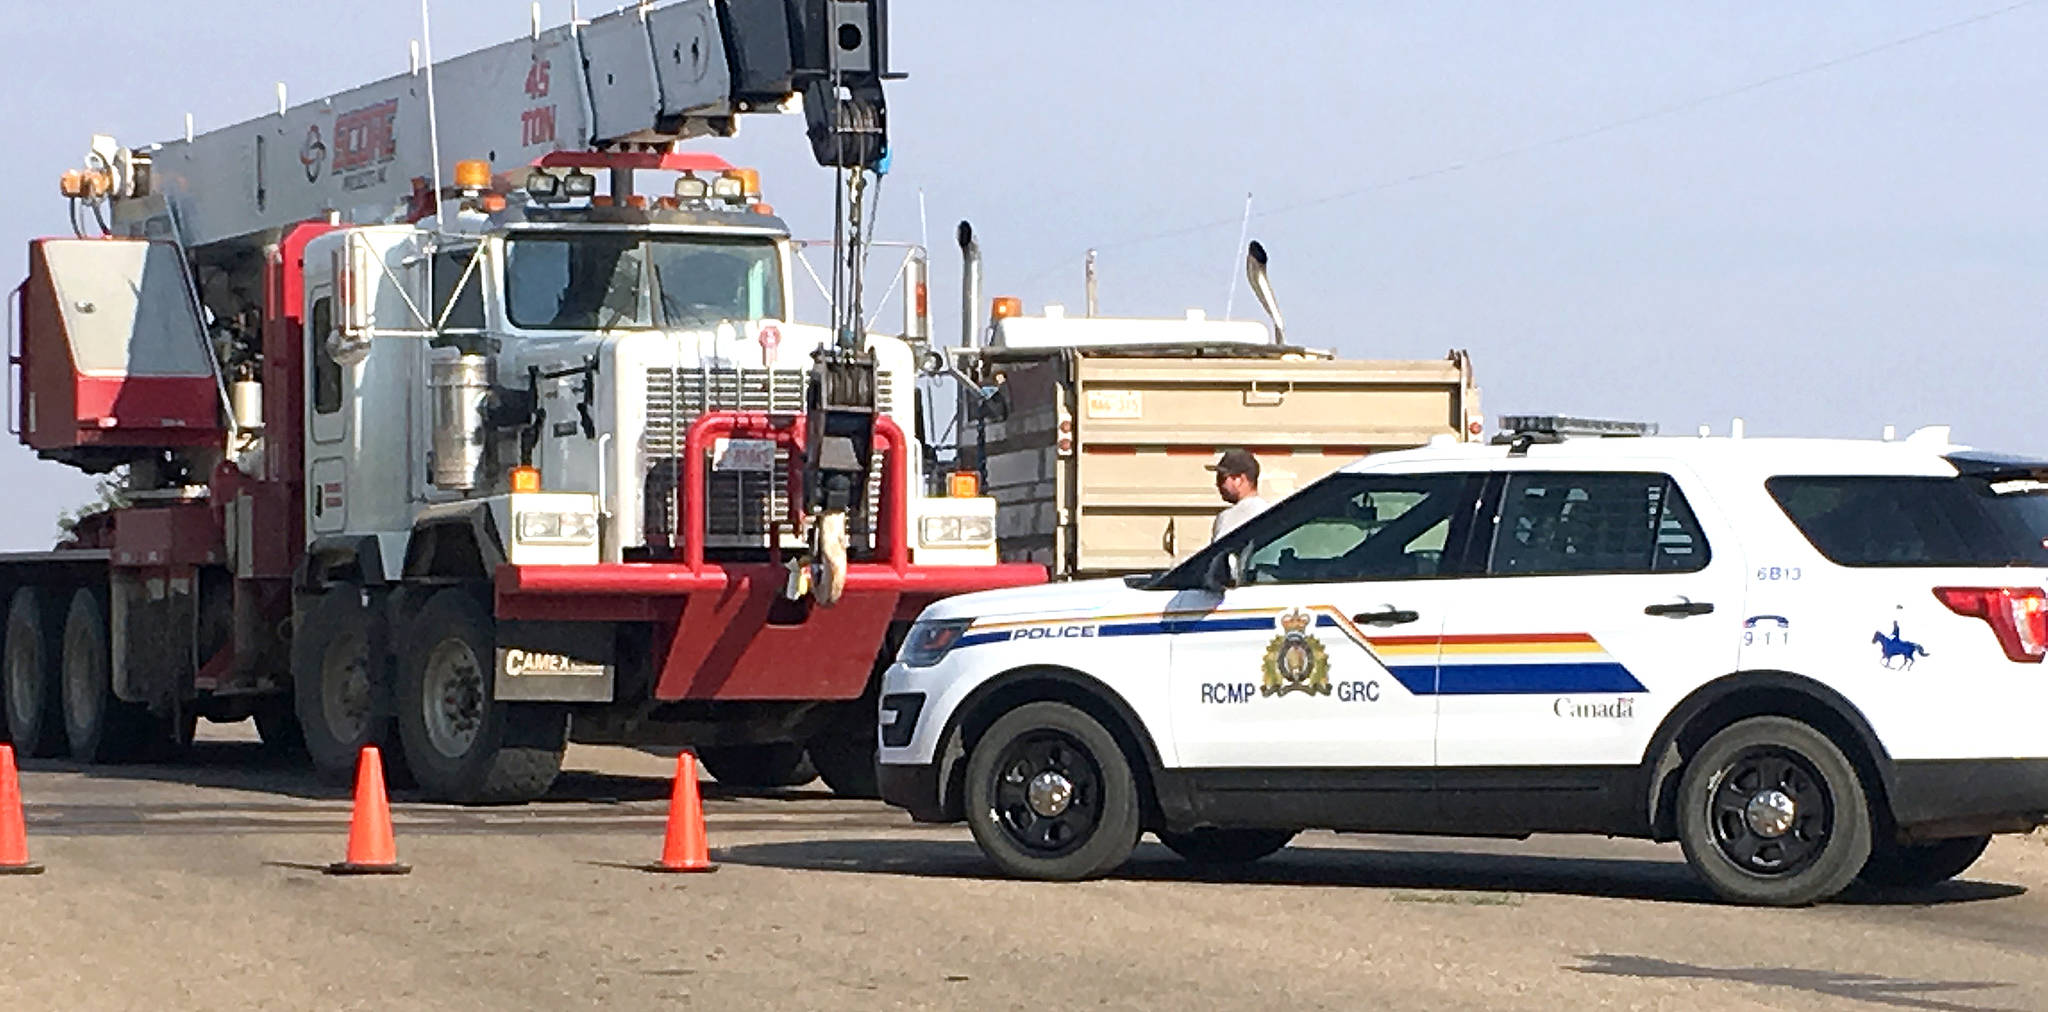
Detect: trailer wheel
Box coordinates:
(395, 589, 565, 804)
(60, 588, 156, 764)
(699, 743, 816, 789)
(4, 588, 67, 758)
(292, 586, 400, 784)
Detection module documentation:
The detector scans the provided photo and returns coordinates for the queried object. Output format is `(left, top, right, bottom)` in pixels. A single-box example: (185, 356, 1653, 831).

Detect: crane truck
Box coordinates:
(0, 0, 1048, 802)
(0, 1, 1488, 805)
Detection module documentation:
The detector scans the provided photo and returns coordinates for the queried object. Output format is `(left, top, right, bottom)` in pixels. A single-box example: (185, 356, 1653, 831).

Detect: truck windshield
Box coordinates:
(504, 233, 784, 331)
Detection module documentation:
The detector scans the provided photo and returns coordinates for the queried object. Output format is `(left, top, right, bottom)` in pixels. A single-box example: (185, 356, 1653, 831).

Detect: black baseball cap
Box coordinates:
(1209, 448, 1259, 481)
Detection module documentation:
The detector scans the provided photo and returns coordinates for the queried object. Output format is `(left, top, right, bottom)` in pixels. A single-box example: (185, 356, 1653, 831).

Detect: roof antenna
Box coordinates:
(419, 0, 446, 229)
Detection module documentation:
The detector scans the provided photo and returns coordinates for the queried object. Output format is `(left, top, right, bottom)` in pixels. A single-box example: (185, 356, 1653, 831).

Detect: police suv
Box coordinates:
(876, 417, 2048, 905)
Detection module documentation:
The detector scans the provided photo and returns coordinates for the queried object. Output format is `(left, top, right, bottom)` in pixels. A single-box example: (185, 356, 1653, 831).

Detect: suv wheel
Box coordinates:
(1677, 716, 1871, 906)
(1859, 834, 1991, 889)
(964, 701, 1141, 881)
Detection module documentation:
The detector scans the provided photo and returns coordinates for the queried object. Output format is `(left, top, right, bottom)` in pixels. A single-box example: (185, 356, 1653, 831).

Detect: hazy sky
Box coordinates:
(1, 1, 2042, 547)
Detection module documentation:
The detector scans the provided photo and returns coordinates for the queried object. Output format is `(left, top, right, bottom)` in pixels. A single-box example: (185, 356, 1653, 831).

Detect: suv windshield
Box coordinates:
(505, 233, 784, 330)
(1768, 475, 2048, 567)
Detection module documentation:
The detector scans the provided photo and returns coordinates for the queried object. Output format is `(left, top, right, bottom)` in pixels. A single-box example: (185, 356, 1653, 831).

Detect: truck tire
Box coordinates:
(699, 743, 816, 789)
(1676, 716, 1872, 906)
(807, 711, 881, 798)
(293, 586, 401, 784)
(1858, 833, 1991, 889)
(4, 588, 67, 758)
(253, 701, 307, 758)
(964, 701, 1142, 881)
(60, 588, 158, 764)
(1157, 828, 1296, 866)
(395, 589, 565, 804)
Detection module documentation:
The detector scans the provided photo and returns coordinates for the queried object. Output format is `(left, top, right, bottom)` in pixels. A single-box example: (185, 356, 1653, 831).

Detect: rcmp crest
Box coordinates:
(1261, 608, 1331, 697)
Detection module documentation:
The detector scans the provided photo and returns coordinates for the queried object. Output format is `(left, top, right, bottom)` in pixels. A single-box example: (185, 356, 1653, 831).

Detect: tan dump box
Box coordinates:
(971, 347, 1481, 577)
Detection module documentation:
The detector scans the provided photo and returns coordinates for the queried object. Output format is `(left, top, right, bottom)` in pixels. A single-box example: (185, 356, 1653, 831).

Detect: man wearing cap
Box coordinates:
(1210, 448, 1270, 540)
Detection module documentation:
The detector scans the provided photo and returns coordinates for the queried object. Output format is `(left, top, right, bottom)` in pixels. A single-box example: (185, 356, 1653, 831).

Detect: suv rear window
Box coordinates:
(1768, 476, 2048, 567)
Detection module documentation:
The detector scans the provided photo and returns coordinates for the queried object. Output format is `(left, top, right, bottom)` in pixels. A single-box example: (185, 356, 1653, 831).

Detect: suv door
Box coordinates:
(1165, 471, 1484, 770)
(1433, 468, 1743, 772)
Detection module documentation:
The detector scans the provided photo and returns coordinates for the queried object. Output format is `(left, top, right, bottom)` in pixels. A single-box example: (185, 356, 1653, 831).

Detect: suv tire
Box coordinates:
(1677, 716, 1872, 906)
(965, 701, 1141, 881)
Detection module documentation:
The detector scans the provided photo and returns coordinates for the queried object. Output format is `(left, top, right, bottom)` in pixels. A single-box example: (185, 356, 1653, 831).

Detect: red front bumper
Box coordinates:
(494, 561, 1045, 701)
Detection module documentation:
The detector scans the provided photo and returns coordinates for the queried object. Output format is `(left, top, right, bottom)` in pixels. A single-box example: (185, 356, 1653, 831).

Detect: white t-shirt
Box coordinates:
(1212, 495, 1271, 541)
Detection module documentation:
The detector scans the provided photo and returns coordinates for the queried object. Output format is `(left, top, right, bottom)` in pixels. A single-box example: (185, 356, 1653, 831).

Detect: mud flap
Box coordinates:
(494, 620, 615, 703)
(110, 568, 196, 708)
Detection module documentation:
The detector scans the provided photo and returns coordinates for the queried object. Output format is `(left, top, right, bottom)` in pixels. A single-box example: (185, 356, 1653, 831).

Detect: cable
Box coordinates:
(1012, 0, 2040, 289)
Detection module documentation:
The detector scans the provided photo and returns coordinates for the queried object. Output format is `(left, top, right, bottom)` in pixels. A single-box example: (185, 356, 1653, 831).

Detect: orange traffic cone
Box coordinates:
(325, 746, 410, 876)
(0, 744, 43, 875)
(648, 751, 716, 873)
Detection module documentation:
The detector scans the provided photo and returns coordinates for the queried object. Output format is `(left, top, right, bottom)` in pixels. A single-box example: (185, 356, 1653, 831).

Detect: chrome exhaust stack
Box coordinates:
(1246, 240, 1286, 345)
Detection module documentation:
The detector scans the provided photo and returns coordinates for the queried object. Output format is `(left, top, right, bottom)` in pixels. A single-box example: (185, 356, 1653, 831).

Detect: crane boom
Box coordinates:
(100, 0, 889, 249)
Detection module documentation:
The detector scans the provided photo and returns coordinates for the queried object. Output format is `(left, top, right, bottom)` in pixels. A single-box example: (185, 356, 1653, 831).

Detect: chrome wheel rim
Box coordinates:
(319, 631, 372, 745)
(421, 637, 485, 759)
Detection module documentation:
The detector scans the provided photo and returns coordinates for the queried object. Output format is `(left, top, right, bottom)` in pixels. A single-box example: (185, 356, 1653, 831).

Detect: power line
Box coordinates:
(1014, 0, 2039, 290)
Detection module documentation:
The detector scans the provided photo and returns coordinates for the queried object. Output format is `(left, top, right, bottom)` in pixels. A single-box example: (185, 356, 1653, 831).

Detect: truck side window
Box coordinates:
(431, 249, 485, 332)
(311, 296, 341, 414)
(1487, 471, 1708, 576)
(1240, 473, 1474, 584)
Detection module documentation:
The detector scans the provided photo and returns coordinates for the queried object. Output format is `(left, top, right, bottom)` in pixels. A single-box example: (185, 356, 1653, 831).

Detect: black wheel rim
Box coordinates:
(990, 730, 1103, 857)
(1706, 745, 1834, 877)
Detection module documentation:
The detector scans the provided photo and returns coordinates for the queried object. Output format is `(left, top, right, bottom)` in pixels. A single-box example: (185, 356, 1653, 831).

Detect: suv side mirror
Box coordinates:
(1202, 549, 1243, 594)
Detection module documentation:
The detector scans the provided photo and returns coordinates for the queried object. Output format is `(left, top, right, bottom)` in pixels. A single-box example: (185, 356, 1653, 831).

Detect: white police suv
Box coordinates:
(876, 417, 2048, 905)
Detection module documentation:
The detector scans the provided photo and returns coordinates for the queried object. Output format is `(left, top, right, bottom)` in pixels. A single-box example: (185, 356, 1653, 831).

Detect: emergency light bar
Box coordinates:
(1497, 415, 1657, 440)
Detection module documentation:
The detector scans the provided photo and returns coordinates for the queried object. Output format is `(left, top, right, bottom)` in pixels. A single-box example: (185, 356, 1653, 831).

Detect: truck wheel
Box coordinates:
(964, 701, 1142, 881)
(807, 714, 881, 798)
(293, 586, 401, 784)
(699, 743, 816, 788)
(1157, 828, 1296, 866)
(395, 590, 565, 804)
(60, 588, 155, 764)
(1676, 716, 1872, 906)
(1859, 834, 1991, 888)
(4, 588, 67, 758)
(253, 701, 307, 758)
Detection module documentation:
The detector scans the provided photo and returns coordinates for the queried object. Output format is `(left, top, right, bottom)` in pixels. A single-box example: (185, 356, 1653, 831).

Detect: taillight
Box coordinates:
(1934, 587, 2048, 663)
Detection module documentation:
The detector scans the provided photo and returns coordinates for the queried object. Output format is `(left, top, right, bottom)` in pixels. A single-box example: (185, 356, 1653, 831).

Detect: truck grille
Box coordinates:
(641, 367, 896, 551)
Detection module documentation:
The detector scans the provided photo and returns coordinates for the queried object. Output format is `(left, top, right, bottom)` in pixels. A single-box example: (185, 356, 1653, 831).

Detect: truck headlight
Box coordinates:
(920, 515, 994, 546)
(516, 510, 598, 544)
(899, 619, 974, 667)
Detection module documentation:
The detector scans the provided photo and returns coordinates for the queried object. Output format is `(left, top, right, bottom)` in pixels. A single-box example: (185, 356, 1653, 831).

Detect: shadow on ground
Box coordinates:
(716, 836, 2027, 908)
(19, 741, 851, 807)
(1571, 953, 2017, 1012)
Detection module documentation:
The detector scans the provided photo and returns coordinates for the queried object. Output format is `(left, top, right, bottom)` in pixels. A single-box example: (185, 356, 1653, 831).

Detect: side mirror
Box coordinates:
(1202, 549, 1243, 593)
(334, 232, 378, 339)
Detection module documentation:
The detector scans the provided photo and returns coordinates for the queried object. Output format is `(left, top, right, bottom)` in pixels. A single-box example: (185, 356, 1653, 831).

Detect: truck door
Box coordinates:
(1166, 471, 1485, 771)
(305, 286, 349, 534)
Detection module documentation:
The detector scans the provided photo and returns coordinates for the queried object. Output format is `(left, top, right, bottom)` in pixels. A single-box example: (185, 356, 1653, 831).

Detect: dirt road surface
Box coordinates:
(6, 725, 2048, 1011)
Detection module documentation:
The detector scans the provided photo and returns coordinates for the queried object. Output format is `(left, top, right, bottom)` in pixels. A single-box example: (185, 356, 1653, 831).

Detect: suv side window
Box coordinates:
(1239, 473, 1478, 585)
(1488, 471, 1708, 576)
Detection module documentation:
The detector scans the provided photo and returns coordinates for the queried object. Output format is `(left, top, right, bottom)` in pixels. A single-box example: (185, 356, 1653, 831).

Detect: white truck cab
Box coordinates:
(877, 417, 2048, 905)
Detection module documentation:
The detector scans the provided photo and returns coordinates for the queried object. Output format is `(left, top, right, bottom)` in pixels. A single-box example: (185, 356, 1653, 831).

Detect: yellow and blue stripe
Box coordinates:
(959, 606, 1645, 696)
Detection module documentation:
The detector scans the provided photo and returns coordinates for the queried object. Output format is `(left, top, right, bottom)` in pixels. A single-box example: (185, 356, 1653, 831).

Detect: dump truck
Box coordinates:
(942, 230, 1484, 578)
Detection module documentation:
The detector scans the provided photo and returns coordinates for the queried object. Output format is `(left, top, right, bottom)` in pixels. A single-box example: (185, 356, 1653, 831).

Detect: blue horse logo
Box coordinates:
(1873, 622, 1928, 670)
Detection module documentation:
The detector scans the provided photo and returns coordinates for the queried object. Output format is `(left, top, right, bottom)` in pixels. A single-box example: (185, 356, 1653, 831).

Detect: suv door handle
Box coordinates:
(1645, 600, 1715, 617)
(1353, 608, 1420, 626)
